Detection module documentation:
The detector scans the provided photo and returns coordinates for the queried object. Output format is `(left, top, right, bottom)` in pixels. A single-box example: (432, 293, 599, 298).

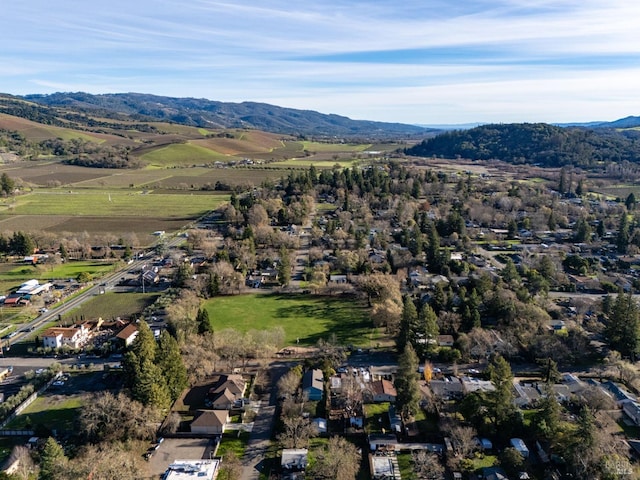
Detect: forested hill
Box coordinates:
(405, 123, 640, 168)
(20, 92, 432, 138)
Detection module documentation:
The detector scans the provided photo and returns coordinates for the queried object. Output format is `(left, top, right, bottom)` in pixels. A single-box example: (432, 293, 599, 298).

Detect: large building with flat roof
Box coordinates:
(163, 459, 219, 480)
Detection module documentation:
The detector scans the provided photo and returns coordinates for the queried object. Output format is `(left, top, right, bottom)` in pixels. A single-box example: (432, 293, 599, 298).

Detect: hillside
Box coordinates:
(405, 122, 640, 168)
(20, 92, 432, 138)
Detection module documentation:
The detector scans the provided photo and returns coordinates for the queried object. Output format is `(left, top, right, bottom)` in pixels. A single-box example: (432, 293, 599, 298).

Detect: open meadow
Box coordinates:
(202, 292, 381, 347)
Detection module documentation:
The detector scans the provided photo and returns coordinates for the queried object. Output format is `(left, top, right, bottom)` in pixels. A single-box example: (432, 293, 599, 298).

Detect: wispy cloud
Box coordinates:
(2, 0, 640, 123)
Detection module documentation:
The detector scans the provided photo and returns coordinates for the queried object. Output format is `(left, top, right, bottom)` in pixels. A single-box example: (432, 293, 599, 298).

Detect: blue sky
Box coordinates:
(2, 0, 640, 124)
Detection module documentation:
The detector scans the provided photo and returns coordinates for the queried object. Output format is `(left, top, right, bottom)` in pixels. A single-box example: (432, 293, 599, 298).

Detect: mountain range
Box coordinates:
(15, 92, 433, 138)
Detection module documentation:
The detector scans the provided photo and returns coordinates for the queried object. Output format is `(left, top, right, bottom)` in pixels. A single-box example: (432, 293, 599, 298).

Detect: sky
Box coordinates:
(2, 0, 640, 125)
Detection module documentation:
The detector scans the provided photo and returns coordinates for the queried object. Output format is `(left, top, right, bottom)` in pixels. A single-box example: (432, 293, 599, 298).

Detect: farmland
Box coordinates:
(61, 291, 161, 322)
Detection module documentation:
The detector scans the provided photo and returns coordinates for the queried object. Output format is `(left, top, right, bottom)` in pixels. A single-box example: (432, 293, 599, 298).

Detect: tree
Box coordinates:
(412, 450, 445, 479)
(122, 321, 171, 408)
(196, 308, 213, 334)
(617, 213, 630, 253)
(78, 392, 157, 443)
(487, 354, 516, 432)
(604, 292, 640, 359)
(395, 344, 421, 421)
(39, 437, 67, 480)
(278, 416, 317, 448)
(626, 192, 636, 210)
(0, 173, 15, 196)
(277, 246, 291, 287)
(416, 303, 439, 358)
(308, 437, 359, 480)
(397, 296, 418, 352)
(216, 451, 242, 480)
(499, 447, 524, 477)
(156, 331, 188, 402)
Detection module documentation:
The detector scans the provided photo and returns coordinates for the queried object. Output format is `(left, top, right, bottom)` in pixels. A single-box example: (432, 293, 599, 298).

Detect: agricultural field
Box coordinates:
(202, 292, 378, 346)
(141, 143, 232, 168)
(0, 261, 117, 292)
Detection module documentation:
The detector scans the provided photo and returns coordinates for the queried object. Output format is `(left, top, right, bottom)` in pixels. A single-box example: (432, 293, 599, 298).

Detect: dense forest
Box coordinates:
(405, 123, 640, 168)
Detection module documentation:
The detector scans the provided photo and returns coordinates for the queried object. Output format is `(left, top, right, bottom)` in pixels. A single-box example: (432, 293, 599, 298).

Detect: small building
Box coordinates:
(164, 460, 220, 480)
(302, 369, 323, 401)
(190, 410, 229, 435)
(281, 448, 308, 472)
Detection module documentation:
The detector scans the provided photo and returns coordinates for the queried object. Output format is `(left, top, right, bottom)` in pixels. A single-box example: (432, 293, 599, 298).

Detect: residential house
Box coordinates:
(115, 323, 138, 348)
(302, 369, 324, 401)
(210, 374, 246, 399)
(368, 380, 397, 403)
(211, 389, 236, 410)
(42, 325, 89, 349)
(190, 410, 229, 435)
(623, 401, 640, 426)
(437, 335, 454, 347)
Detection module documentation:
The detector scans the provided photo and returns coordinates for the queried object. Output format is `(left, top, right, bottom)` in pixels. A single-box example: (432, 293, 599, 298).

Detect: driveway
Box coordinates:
(240, 361, 290, 480)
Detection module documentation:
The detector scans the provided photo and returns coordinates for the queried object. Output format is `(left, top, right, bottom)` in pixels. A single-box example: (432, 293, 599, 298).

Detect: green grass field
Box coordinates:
(202, 293, 374, 346)
(0, 189, 227, 217)
(6, 395, 82, 431)
(62, 291, 161, 322)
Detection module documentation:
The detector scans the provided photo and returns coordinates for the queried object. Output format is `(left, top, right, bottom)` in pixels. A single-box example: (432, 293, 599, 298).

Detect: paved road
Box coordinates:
(240, 362, 290, 480)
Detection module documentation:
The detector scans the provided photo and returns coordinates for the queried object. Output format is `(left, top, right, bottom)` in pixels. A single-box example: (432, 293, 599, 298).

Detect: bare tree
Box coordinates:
(278, 416, 318, 448)
(308, 437, 359, 480)
(412, 450, 445, 480)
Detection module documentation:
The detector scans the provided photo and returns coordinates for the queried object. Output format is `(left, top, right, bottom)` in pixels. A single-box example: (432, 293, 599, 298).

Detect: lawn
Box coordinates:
(202, 293, 374, 346)
(62, 291, 161, 322)
(6, 395, 83, 432)
(216, 431, 250, 459)
(364, 402, 391, 434)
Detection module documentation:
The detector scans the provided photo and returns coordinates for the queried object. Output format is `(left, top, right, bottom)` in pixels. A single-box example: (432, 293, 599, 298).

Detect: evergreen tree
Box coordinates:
(416, 304, 439, 358)
(197, 308, 213, 334)
(626, 192, 636, 210)
(58, 243, 68, 261)
(395, 344, 421, 422)
(156, 331, 189, 402)
(573, 217, 591, 243)
(604, 292, 640, 359)
(39, 437, 67, 480)
(397, 296, 418, 352)
(487, 354, 516, 432)
(617, 214, 630, 253)
(209, 273, 220, 297)
(278, 246, 291, 286)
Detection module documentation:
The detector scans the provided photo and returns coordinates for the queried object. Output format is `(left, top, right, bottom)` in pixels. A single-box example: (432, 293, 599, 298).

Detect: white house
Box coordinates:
(42, 325, 89, 349)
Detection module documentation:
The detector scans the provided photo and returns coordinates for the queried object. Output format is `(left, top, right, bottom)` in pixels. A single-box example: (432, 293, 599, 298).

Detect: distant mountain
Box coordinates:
(591, 116, 640, 129)
(405, 122, 640, 168)
(20, 92, 434, 138)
